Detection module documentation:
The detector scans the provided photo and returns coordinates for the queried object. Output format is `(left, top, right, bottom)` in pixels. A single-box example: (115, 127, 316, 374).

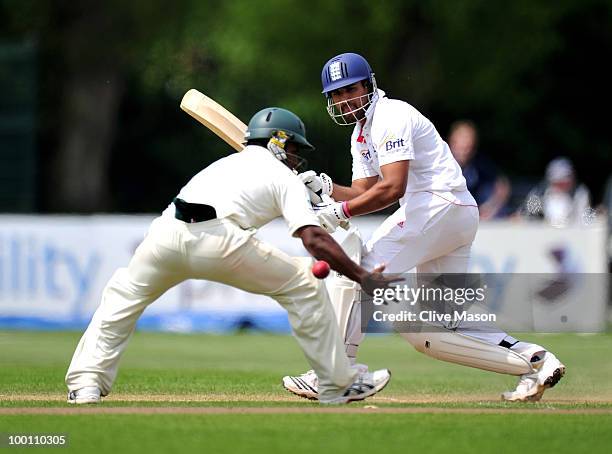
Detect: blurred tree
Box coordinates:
(133, 0, 414, 191)
(0, 41, 37, 212)
(1, 0, 198, 211)
(0, 0, 609, 212)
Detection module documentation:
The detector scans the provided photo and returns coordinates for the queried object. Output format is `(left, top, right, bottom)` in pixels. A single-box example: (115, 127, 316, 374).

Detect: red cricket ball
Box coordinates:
(311, 260, 331, 279)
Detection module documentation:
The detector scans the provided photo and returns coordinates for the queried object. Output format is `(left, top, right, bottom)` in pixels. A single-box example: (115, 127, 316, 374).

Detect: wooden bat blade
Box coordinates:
(180, 89, 247, 151)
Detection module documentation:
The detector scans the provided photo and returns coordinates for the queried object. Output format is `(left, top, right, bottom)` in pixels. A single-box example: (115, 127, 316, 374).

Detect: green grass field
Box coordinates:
(1, 330, 611, 453)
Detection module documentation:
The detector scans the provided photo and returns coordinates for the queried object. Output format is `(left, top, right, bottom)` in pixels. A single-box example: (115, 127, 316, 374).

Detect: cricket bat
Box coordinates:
(180, 89, 247, 152)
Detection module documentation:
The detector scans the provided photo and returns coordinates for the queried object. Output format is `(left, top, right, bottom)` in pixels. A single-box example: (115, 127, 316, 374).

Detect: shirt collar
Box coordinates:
(362, 89, 385, 129)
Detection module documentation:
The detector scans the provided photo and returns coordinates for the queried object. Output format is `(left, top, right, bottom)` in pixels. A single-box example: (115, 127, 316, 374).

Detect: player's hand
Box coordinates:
(313, 200, 350, 233)
(360, 264, 403, 297)
(299, 171, 333, 204)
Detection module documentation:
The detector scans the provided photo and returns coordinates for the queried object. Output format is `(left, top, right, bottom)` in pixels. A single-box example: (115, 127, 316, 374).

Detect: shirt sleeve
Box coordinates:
(274, 172, 321, 237)
(372, 105, 415, 166)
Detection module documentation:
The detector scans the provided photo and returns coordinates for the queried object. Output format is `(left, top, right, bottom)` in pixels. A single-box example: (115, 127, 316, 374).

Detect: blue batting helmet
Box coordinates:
(321, 53, 374, 95)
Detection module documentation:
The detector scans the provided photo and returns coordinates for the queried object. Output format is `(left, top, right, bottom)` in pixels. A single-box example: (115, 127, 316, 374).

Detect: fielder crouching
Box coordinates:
(65, 107, 393, 405)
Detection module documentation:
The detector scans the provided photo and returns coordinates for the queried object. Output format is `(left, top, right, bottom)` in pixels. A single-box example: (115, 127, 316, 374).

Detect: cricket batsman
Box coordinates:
(282, 53, 565, 402)
(65, 107, 393, 405)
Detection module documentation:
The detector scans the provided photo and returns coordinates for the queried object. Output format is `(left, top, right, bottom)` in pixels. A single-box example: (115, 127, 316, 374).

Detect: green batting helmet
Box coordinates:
(245, 107, 315, 151)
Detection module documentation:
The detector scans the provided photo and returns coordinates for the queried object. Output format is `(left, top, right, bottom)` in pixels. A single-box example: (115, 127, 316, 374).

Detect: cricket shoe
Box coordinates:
(67, 386, 101, 404)
(501, 352, 566, 402)
(320, 369, 392, 404)
(282, 363, 369, 401)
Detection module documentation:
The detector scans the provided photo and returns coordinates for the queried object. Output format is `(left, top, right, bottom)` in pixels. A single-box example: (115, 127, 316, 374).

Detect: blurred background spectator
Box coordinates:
(448, 120, 512, 220)
(518, 157, 592, 227)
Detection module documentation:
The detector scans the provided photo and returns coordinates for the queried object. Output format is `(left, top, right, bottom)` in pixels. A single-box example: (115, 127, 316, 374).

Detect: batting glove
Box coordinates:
(299, 171, 333, 204)
(313, 200, 351, 233)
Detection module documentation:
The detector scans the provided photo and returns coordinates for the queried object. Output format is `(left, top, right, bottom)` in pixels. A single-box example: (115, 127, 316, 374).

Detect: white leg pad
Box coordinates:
(325, 226, 363, 353)
(400, 331, 534, 376)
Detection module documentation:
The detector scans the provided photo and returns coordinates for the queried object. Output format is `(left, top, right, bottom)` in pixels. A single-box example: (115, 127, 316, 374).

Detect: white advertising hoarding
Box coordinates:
(0, 215, 607, 332)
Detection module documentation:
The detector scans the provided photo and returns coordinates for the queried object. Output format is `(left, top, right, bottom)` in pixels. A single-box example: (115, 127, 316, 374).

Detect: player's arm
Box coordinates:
(296, 225, 394, 294)
(278, 173, 394, 290)
(296, 225, 367, 283)
(337, 104, 414, 215)
(299, 142, 379, 203)
(329, 176, 379, 202)
(342, 160, 409, 216)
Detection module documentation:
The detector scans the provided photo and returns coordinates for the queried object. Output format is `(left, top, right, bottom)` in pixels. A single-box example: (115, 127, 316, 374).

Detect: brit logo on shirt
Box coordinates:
(385, 138, 406, 151)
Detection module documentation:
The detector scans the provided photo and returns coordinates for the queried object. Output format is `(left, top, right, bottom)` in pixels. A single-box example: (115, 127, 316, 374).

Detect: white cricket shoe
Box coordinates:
(67, 386, 101, 404)
(320, 369, 392, 404)
(502, 352, 566, 402)
(282, 369, 319, 400)
(282, 363, 369, 401)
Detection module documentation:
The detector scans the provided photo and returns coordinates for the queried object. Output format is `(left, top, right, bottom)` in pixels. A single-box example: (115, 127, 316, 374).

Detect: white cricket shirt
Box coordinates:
(163, 146, 320, 235)
(350, 90, 466, 201)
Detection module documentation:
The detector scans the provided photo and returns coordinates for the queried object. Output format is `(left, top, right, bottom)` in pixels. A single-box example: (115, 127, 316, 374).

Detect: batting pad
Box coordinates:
(401, 331, 534, 376)
(325, 225, 363, 343)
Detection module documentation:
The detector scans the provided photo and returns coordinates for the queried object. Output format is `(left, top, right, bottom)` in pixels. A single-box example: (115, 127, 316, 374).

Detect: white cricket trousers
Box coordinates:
(66, 216, 357, 402)
(345, 190, 509, 358)
(361, 190, 479, 274)
(344, 190, 545, 369)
